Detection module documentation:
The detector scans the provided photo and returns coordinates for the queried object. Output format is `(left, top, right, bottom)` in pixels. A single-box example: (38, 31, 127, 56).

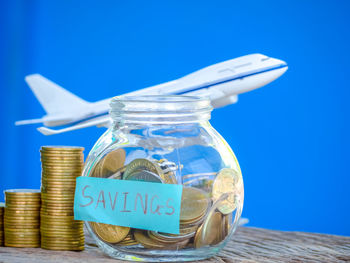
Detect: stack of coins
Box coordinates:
(4, 190, 41, 247)
(40, 146, 85, 251)
(0, 202, 4, 246)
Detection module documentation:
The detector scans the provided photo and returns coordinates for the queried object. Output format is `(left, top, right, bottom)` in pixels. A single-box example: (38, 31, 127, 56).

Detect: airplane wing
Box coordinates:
(37, 115, 111, 135)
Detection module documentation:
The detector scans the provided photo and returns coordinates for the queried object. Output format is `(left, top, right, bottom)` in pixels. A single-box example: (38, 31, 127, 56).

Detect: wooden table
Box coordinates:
(0, 227, 349, 262)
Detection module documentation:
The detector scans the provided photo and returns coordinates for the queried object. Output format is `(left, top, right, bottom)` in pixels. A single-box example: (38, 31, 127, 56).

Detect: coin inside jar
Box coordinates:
(194, 211, 223, 248)
(180, 187, 209, 224)
(125, 170, 163, 183)
(89, 222, 130, 243)
(212, 168, 244, 215)
(96, 149, 126, 178)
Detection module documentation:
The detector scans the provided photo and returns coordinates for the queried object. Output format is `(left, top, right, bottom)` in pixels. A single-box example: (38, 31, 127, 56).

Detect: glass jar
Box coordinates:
(83, 95, 244, 262)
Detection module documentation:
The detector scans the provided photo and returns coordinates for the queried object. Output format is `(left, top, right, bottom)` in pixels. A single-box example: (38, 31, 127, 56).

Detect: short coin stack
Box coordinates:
(40, 146, 85, 251)
(0, 202, 4, 246)
(4, 190, 41, 247)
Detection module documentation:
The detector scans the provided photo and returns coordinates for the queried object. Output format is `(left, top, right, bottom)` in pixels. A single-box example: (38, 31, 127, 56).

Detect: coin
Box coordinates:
(41, 244, 84, 251)
(124, 159, 165, 181)
(41, 146, 84, 151)
(223, 213, 232, 237)
(97, 149, 126, 178)
(180, 187, 209, 224)
(5, 189, 41, 195)
(5, 242, 40, 248)
(194, 211, 223, 248)
(90, 222, 130, 243)
(212, 168, 244, 214)
(126, 170, 163, 183)
(41, 170, 82, 176)
(41, 158, 83, 163)
(149, 230, 194, 243)
(41, 231, 84, 237)
(134, 230, 165, 249)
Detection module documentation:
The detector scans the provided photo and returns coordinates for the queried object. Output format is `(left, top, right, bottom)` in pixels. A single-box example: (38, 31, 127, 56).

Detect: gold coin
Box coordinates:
(41, 181, 77, 186)
(41, 170, 82, 176)
(179, 224, 199, 235)
(40, 220, 83, 226)
(90, 222, 130, 243)
(40, 213, 75, 219)
(41, 186, 76, 192)
(41, 238, 84, 242)
(194, 211, 223, 248)
(5, 242, 40, 248)
(41, 159, 83, 164)
(41, 167, 83, 173)
(180, 187, 209, 223)
(41, 197, 74, 202)
(118, 241, 139, 246)
(41, 239, 85, 246)
(40, 188, 76, 194)
(40, 227, 83, 233)
(5, 201, 40, 205)
(223, 214, 232, 237)
(4, 209, 40, 215)
(40, 218, 77, 223)
(5, 237, 40, 242)
(41, 244, 84, 251)
(5, 189, 40, 195)
(5, 229, 40, 234)
(4, 216, 39, 221)
(41, 204, 74, 212)
(41, 180, 77, 185)
(124, 159, 166, 182)
(40, 206, 73, 212)
(40, 150, 83, 155)
(41, 175, 78, 180)
(5, 202, 40, 206)
(41, 192, 75, 197)
(133, 230, 165, 249)
(4, 231, 40, 237)
(41, 231, 84, 238)
(5, 236, 40, 241)
(40, 210, 74, 216)
(40, 206, 74, 211)
(148, 231, 187, 244)
(212, 168, 244, 214)
(5, 195, 41, 200)
(97, 149, 126, 178)
(41, 146, 84, 151)
(4, 224, 39, 229)
(41, 154, 83, 160)
(40, 233, 84, 239)
(41, 161, 83, 166)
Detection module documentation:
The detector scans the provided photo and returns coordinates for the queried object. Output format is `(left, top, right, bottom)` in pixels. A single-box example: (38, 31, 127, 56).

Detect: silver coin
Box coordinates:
(125, 170, 163, 183)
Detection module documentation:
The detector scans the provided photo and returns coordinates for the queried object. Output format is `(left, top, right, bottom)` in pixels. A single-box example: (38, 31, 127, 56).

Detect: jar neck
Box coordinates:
(110, 95, 213, 126)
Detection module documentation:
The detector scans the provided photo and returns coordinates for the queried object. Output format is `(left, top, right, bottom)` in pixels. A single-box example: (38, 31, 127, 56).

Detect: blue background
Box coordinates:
(1, 1, 349, 235)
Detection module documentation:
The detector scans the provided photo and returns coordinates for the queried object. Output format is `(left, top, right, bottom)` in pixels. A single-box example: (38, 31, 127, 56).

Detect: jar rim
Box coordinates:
(110, 95, 213, 124)
(111, 95, 209, 104)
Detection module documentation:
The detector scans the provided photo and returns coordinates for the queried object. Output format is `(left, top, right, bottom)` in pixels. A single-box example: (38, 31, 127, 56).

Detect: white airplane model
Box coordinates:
(15, 53, 287, 135)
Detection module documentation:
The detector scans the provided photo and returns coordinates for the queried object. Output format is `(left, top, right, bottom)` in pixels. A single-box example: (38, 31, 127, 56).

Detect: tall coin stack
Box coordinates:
(0, 202, 4, 246)
(4, 190, 41, 247)
(40, 146, 85, 251)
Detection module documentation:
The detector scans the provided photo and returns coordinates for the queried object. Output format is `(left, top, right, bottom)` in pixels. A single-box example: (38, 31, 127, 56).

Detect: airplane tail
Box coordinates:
(25, 74, 90, 115)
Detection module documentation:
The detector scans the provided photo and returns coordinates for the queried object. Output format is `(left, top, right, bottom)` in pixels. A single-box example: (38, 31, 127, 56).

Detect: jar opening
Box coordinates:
(110, 95, 212, 124)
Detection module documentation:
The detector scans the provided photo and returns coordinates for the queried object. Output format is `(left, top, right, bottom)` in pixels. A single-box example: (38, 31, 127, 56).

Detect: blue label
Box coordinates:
(74, 176, 183, 234)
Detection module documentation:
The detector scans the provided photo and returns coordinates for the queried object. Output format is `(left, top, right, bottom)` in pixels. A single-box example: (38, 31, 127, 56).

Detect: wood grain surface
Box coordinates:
(0, 227, 349, 263)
